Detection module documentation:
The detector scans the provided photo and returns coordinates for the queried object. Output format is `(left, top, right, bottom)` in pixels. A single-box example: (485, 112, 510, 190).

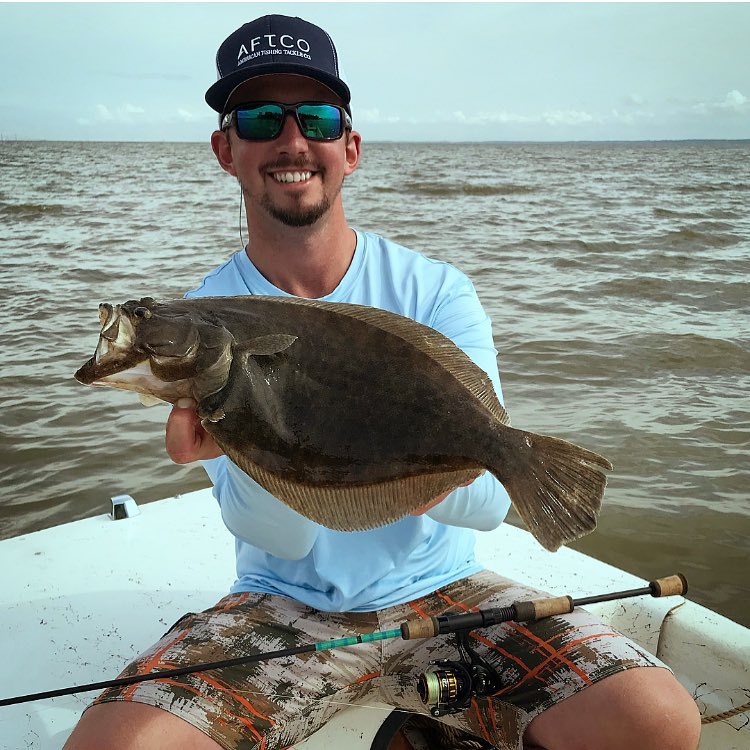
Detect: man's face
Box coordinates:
(217, 74, 360, 228)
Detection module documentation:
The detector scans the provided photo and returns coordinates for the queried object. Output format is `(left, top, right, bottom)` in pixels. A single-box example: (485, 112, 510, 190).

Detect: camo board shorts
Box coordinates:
(91, 570, 666, 750)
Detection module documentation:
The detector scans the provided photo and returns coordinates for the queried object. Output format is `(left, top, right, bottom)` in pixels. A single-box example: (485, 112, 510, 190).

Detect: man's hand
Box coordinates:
(409, 479, 474, 516)
(166, 398, 223, 464)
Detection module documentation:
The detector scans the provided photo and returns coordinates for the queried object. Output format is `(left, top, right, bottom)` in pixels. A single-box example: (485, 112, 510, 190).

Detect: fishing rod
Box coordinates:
(0, 574, 687, 710)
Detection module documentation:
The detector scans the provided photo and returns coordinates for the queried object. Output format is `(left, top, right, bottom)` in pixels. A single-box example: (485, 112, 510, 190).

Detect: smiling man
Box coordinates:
(64, 14, 700, 750)
(209, 72, 360, 300)
(218, 86, 354, 228)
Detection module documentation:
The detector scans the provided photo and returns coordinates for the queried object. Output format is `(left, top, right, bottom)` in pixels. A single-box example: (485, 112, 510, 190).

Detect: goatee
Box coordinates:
(239, 157, 346, 228)
(260, 193, 333, 227)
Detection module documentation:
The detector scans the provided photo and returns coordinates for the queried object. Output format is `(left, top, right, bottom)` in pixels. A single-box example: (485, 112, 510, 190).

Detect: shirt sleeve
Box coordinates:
(423, 277, 512, 530)
(201, 451, 321, 561)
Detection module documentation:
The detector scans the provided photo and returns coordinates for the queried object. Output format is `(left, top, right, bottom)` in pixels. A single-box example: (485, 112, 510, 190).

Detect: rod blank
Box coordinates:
(1, 574, 688, 707)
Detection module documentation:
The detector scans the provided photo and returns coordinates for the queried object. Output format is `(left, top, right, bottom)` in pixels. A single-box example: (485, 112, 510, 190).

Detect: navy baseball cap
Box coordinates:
(206, 15, 351, 115)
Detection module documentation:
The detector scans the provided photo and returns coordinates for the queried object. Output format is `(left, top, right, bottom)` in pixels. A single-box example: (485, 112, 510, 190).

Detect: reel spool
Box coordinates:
(417, 660, 473, 716)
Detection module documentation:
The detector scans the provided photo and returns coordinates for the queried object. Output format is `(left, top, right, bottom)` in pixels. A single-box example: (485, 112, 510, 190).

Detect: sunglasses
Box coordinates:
(221, 102, 352, 142)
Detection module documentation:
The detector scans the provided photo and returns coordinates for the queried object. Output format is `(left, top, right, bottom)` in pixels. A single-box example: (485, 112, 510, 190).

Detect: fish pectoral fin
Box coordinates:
(197, 395, 227, 423)
(242, 334, 298, 357)
(202, 407, 226, 423)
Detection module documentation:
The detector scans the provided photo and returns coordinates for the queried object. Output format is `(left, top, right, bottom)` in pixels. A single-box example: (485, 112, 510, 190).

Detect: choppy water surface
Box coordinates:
(1, 140, 748, 626)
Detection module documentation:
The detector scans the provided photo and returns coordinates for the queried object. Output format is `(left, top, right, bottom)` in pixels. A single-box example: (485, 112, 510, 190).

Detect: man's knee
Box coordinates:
(63, 701, 222, 750)
(525, 667, 701, 750)
(631, 669, 702, 750)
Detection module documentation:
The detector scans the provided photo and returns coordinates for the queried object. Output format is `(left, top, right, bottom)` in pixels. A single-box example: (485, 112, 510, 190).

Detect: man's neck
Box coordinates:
(244, 205, 356, 299)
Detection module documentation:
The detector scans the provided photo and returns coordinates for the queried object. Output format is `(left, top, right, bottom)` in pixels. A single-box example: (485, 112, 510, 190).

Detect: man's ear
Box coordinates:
(211, 129, 237, 177)
(344, 129, 362, 176)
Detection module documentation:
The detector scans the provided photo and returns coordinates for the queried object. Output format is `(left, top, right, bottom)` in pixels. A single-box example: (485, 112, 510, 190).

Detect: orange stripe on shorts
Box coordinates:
(122, 629, 191, 699)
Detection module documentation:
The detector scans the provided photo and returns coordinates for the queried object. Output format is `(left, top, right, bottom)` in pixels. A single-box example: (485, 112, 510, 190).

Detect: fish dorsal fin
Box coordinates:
(268, 296, 510, 426)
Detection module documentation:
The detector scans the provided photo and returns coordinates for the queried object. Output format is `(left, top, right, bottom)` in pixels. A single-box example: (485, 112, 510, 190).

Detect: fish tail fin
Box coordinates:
(495, 429, 613, 552)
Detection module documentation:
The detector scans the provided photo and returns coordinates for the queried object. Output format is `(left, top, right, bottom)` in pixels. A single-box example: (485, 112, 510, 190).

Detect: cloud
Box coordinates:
(355, 107, 401, 124)
(625, 94, 646, 106)
(449, 109, 612, 127)
(451, 110, 536, 125)
(76, 103, 215, 129)
(725, 90, 748, 108)
(173, 109, 215, 124)
(77, 103, 146, 126)
(691, 90, 748, 115)
(542, 110, 596, 126)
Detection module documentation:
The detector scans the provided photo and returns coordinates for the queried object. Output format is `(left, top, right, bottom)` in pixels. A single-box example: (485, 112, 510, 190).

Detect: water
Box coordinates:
(1, 140, 748, 626)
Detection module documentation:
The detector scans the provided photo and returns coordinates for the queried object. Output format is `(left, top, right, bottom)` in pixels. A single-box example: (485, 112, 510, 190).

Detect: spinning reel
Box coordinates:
(416, 627, 502, 716)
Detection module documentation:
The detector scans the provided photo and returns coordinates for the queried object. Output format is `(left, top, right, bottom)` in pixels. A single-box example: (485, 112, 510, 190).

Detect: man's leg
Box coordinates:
(523, 667, 701, 750)
(378, 670, 701, 750)
(62, 593, 383, 750)
(64, 702, 222, 750)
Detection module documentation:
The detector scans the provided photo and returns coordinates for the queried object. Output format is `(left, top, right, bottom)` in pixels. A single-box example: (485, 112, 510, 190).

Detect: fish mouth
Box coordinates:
(75, 303, 141, 384)
(95, 303, 136, 363)
(92, 359, 192, 403)
(74, 300, 195, 404)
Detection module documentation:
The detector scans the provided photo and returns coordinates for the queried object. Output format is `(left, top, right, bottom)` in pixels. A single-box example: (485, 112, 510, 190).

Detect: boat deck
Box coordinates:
(0, 488, 747, 749)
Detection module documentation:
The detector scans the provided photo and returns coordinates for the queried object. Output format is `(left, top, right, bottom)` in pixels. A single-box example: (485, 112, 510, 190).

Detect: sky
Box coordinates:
(1, 2, 748, 142)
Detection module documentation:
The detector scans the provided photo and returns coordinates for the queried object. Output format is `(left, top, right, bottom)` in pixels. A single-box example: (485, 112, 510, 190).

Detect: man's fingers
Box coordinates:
(166, 399, 222, 463)
(165, 400, 201, 463)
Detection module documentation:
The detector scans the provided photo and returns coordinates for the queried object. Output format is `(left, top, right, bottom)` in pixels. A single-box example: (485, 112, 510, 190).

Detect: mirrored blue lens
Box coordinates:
(296, 105, 343, 140)
(233, 103, 344, 141)
(236, 105, 285, 140)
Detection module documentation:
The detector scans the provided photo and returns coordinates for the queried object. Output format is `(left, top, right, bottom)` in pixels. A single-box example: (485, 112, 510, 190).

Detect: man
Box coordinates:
(65, 14, 700, 750)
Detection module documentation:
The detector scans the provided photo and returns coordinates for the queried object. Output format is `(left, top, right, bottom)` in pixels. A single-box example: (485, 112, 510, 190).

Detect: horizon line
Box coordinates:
(2, 137, 749, 145)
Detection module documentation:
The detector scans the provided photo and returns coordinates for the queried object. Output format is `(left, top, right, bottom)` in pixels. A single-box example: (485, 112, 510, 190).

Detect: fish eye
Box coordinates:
(134, 307, 152, 319)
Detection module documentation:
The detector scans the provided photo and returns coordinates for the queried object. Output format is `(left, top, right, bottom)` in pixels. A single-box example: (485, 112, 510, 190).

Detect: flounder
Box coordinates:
(75, 296, 612, 551)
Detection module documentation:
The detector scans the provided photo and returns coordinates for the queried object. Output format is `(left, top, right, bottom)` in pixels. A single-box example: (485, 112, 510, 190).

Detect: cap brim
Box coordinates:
(205, 63, 351, 114)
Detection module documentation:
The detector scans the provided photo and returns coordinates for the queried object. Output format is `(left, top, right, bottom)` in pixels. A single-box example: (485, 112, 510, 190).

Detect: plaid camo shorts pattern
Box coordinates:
(92, 570, 665, 749)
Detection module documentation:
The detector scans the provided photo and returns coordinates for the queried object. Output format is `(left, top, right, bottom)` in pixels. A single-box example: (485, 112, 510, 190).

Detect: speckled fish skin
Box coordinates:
(75, 295, 613, 551)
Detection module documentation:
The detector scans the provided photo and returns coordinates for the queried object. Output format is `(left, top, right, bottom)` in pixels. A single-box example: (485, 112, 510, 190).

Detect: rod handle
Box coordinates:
(513, 595, 574, 622)
(401, 617, 439, 640)
(649, 574, 688, 597)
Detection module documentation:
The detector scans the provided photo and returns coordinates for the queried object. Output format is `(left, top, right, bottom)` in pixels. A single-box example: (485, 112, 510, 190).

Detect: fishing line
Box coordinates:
(0, 576, 688, 709)
(238, 186, 245, 250)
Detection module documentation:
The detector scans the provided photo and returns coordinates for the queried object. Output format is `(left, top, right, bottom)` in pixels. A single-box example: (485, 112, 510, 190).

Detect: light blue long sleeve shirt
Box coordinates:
(186, 230, 511, 611)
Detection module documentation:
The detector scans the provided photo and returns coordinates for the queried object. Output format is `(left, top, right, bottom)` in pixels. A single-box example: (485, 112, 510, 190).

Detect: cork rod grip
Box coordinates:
(650, 574, 688, 597)
(513, 595, 574, 622)
(400, 617, 440, 640)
